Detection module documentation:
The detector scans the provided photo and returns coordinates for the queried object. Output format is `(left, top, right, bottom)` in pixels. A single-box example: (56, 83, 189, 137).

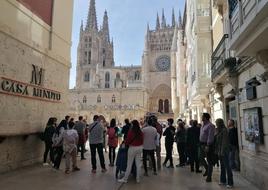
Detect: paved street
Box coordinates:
(0, 146, 259, 190)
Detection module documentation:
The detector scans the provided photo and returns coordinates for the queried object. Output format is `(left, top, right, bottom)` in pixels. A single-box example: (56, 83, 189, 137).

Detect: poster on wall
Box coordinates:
(243, 107, 264, 144)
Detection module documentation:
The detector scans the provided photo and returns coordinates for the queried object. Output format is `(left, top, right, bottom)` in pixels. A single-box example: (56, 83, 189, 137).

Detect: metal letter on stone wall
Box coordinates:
(30, 64, 44, 86)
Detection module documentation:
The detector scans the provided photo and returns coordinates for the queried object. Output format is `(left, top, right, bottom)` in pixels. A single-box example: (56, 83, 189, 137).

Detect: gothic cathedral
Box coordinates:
(69, 0, 181, 123)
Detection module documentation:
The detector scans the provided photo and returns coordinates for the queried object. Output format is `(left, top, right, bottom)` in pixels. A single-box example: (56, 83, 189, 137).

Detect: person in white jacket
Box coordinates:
(63, 122, 80, 174)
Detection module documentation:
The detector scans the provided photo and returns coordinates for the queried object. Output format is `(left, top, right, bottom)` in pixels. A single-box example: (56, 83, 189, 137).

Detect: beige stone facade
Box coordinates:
(70, 1, 177, 123)
(0, 0, 74, 172)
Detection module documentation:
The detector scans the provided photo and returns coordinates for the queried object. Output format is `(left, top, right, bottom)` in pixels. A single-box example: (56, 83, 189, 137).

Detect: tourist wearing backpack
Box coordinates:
(107, 119, 119, 166)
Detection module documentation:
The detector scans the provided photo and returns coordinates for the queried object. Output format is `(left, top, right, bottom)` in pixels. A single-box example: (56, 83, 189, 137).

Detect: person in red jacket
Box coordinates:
(118, 120, 144, 183)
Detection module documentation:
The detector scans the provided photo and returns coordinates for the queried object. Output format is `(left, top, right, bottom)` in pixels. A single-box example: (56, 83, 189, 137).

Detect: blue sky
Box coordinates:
(70, 0, 185, 88)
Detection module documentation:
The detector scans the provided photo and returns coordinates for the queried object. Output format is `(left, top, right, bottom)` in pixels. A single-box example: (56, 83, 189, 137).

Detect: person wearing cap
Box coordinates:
(163, 118, 176, 168)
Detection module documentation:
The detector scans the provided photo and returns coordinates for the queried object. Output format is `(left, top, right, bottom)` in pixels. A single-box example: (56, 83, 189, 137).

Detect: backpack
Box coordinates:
(52, 127, 63, 147)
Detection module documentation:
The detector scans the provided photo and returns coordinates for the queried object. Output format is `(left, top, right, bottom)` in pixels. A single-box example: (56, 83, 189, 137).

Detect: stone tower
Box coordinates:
(76, 0, 114, 89)
(142, 9, 177, 119)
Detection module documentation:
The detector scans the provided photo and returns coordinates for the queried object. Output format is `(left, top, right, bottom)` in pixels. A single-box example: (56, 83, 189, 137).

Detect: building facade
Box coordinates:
(0, 0, 74, 172)
(211, 0, 268, 189)
(70, 0, 177, 123)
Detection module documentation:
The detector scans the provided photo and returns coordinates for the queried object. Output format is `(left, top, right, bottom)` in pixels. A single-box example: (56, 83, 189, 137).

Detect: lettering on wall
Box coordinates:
(0, 64, 61, 103)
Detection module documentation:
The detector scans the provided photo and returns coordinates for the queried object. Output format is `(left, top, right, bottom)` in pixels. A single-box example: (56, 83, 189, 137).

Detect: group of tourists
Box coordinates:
(42, 112, 240, 188)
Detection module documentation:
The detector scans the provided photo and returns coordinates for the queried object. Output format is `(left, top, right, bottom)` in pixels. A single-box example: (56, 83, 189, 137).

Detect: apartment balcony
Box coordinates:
(211, 34, 228, 83)
(228, 0, 268, 56)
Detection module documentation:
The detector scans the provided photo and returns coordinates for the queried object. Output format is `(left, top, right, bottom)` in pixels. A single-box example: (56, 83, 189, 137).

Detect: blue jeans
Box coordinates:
(220, 152, 234, 186)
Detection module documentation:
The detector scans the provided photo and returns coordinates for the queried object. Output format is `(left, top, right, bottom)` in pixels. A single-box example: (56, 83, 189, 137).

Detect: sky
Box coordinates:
(70, 0, 185, 88)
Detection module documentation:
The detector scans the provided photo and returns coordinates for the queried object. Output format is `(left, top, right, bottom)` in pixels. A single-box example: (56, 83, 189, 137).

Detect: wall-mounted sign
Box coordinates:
(0, 64, 61, 102)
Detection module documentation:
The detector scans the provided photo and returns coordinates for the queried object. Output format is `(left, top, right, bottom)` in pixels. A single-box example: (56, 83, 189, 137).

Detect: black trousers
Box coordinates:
(143, 149, 156, 173)
(78, 143, 85, 159)
(109, 146, 116, 165)
(43, 141, 54, 163)
(177, 142, 186, 165)
(200, 144, 214, 179)
(90, 143, 106, 170)
(53, 146, 63, 169)
(189, 146, 200, 171)
(163, 143, 173, 166)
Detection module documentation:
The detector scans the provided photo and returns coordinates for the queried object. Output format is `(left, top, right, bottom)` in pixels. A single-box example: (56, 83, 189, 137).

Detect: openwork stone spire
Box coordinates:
(86, 0, 98, 31)
(172, 8, 176, 27)
(156, 13, 160, 30)
(161, 9, 166, 28)
(102, 10, 110, 42)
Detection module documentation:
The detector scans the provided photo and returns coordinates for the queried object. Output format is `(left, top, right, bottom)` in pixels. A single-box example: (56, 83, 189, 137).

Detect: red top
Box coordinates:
(107, 127, 118, 147)
(125, 130, 143, 146)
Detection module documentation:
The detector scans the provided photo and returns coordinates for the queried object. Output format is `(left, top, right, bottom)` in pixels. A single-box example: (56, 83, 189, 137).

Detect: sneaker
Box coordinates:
(43, 163, 49, 166)
(91, 169, 97, 174)
(219, 182, 226, 185)
(118, 179, 127, 183)
(206, 178, 212, 183)
(226, 185, 233, 188)
(203, 171, 208, 177)
(136, 179, 140, 183)
(167, 165, 174, 168)
(72, 167, 80, 172)
(101, 168, 107, 173)
(65, 170, 70, 174)
(196, 170, 202, 173)
(81, 158, 86, 160)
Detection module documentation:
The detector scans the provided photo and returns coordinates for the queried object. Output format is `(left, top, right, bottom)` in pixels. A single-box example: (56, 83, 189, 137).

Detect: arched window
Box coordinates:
(134, 71, 140, 80)
(112, 95, 116, 103)
(158, 99, 163, 113)
(83, 96, 87, 103)
(105, 72, 110, 88)
(84, 71, 90, 82)
(116, 72, 120, 79)
(97, 95, 101, 103)
(164, 99, 169, 113)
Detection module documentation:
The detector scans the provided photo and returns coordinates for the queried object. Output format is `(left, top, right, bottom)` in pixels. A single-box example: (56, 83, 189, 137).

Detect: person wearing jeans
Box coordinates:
(118, 120, 144, 183)
(89, 115, 107, 173)
(215, 118, 234, 188)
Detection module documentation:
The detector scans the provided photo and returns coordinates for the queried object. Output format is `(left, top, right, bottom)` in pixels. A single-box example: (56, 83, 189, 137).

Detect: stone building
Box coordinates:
(70, 0, 177, 123)
(0, 0, 74, 172)
(177, 0, 213, 122)
(211, 0, 268, 189)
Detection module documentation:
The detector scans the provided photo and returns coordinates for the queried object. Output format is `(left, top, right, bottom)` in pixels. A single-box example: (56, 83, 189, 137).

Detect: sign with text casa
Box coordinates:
(0, 65, 61, 103)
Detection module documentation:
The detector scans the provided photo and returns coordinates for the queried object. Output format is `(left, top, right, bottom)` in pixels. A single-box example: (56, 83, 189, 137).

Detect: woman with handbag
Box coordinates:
(118, 120, 144, 183)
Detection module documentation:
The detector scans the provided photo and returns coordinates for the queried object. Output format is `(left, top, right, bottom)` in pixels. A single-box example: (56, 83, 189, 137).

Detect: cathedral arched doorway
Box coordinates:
(150, 84, 171, 114)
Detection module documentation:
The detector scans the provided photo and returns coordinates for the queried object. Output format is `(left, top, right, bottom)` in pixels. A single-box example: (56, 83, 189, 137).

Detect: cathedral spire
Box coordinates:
(161, 9, 166, 28)
(178, 10, 183, 29)
(156, 13, 160, 30)
(171, 24, 178, 51)
(102, 10, 110, 42)
(172, 8, 176, 27)
(86, 0, 98, 31)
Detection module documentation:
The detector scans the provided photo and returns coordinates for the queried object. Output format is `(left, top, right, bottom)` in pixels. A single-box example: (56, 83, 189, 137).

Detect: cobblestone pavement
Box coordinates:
(0, 143, 260, 190)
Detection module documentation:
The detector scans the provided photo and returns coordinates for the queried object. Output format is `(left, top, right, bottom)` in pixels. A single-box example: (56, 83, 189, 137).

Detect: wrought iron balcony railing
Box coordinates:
(211, 34, 228, 80)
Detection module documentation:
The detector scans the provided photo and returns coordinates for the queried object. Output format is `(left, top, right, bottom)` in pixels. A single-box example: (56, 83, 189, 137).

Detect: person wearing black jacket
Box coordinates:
(163, 118, 176, 168)
(187, 120, 202, 173)
(228, 119, 240, 171)
(121, 119, 131, 140)
(43, 117, 57, 166)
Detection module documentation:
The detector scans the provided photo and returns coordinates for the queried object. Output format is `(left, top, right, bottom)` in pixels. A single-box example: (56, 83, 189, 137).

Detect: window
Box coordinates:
(112, 95, 116, 103)
(17, 0, 53, 26)
(164, 99, 169, 113)
(88, 51, 91, 64)
(84, 72, 90, 82)
(105, 72, 110, 88)
(116, 72, 120, 79)
(158, 99, 163, 113)
(97, 95, 101, 103)
(134, 71, 140, 80)
(83, 96, 87, 103)
(103, 59, 106, 67)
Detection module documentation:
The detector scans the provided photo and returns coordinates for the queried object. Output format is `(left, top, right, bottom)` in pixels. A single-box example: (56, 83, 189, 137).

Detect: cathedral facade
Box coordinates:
(69, 0, 178, 123)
